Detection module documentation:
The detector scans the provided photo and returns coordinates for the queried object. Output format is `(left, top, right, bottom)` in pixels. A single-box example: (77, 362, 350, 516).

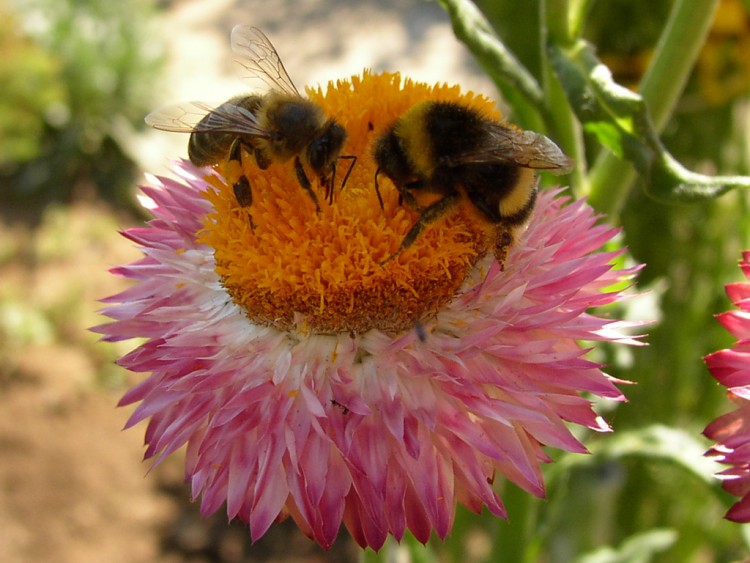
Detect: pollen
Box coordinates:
(198, 72, 500, 334)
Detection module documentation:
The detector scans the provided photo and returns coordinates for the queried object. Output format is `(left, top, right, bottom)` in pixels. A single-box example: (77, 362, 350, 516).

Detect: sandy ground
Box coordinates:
(0, 1, 491, 561)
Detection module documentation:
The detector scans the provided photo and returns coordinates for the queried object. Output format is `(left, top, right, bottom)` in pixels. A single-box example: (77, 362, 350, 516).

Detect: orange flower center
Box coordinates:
(198, 72, 505, 334)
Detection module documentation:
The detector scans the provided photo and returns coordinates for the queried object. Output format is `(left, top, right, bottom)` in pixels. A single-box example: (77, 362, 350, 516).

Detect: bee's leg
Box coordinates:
(324, 166, 335, 205)
(233, 176, 255, 229)
(372, 173, 423, 211)
(254, 148, 271, 170)
(373, 169, 386, 210)
(399, 184, 422, 210)
(491, 226, 514, 268)
(228, 137, 244, 163)
(227, 139, 256, 228)
(380, 192, 459, 265)
(233, 176, 253, 207)
(338, 155, 357, 191)
(294, 157, 321, 212)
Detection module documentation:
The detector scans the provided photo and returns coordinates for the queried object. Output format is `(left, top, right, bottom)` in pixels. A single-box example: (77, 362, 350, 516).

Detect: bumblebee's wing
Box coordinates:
(230, 25, 301, 97)
(445, 125, 573, 174)
(145, 101, 270, 138)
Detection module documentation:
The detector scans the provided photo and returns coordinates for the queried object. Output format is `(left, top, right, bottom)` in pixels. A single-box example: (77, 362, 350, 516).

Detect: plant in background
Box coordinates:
(2, 0, 163, 206)
(0, 1, 64, 171)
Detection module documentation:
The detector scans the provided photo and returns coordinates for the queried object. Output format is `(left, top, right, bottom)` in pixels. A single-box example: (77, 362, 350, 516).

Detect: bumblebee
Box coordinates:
(373, 100, 572, 262)
(145, 25, 351, 213)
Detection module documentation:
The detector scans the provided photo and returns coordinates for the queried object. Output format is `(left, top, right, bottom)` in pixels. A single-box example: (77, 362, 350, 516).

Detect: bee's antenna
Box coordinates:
(373, 168, 385, 210)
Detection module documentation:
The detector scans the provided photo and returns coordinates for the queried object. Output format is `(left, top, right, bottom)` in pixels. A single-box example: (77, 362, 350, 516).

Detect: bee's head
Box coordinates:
(308, 121, 347, 175)
(372, 127, 413, 186)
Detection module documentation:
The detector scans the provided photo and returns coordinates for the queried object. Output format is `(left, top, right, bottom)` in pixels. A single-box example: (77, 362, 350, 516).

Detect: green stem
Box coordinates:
(545, 66, 589, 194)
(543, 0, 589, 194)
(587, 0, 720, 215)
(544, 0, 572, 46)
(641, 0, 720, 130)
(437, 0, 546, 113)
(568, 0, 593, 39)
(490, 484, 542, 563)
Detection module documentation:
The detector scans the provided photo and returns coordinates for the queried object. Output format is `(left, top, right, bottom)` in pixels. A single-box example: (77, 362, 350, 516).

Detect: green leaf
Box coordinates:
(549, 39, 750, 202)
(550, 425, 720, 487)
(576, 529, 678, 563)
(437, 0, 547, 126)
(582, 122, 627, 158)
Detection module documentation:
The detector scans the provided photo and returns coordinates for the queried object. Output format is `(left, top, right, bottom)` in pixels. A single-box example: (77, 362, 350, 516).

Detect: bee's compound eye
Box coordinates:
(373, 131, 413, 185)
(327, 123, 347, 148)
(308, 123, 346, 172)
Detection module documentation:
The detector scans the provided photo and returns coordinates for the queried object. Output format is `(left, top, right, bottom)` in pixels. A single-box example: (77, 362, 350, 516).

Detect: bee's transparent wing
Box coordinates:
(230, 25, 301, 97)
(145, 101, 270, 137)
(448, 125, 573, 173)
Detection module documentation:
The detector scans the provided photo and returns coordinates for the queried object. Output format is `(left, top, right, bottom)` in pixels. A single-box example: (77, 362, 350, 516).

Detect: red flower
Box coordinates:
(704, 251, 750, 522)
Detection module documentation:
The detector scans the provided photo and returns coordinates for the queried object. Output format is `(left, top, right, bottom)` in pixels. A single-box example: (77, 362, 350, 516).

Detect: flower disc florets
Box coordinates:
(97, 71, 641, 550)
(200, 72, 499, 334)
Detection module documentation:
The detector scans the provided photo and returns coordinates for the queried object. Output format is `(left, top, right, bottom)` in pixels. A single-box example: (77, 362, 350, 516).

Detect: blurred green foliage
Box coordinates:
(0, 8, 64, 168)
(0, 0, 163, 207)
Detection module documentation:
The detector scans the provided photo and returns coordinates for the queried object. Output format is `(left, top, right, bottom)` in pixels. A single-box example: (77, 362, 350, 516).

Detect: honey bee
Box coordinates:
(145, 25, 351, 213)
(373, 100, 573, 262)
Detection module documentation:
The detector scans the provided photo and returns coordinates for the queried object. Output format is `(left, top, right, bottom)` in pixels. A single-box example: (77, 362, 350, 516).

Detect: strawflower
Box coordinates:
(704, 250, 750, 522)
(96, 71, 641, 549)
